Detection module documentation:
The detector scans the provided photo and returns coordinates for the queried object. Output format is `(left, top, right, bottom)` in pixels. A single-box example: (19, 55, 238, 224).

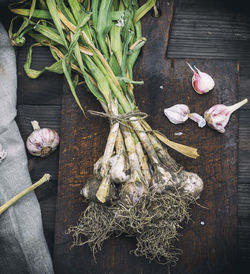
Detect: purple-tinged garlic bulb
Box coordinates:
(164, 104, 190, 124)
(204, 98, 248, 133)
(188, 113, 206, 128)
(26, 120, 60, 157)
(120, 179, 148, 204)
(187, 62, 215, 94)
(0, 143, 7, 163)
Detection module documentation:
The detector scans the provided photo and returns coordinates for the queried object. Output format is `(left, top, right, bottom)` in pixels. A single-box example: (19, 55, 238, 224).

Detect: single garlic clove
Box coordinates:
(204, 98, 248, 133)
(188, 113, 206, 128)
(187, 62, 215, 94)
(26, 120, 60, 157)
(164, 104, 190, 124)
(0, 143, 7, 163)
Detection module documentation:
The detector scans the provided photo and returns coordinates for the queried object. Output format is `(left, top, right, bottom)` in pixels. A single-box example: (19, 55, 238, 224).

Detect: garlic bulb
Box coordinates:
(0, 143, 7, 163)
(188, 113, 206, 128)
(164, 104, 190, 124)
(204, 98, 248, 133)
(80, 176, 116, 204)
(26, 120, 60, 157)
(187, 62, 215, 94)
(110, 154, 130, 183)
(120, 180, 147, 204)
(180, 171, 204, 199)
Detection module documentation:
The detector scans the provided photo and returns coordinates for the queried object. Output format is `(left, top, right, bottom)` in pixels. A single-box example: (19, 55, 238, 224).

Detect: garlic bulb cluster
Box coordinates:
(204, 98, 248, 133)
(26, 120, 60, 157)
(164, 104, 206, 128)
(0, 143, 7, 163)
(187, 62, 215, 94)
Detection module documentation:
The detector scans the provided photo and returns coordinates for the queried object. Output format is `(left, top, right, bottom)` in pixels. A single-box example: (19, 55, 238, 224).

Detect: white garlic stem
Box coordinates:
(121, 125, 143, 179)
(96, 175, 111, 203)
(100, 122, 120, 178)
(0, 174, 51, 215)
(31, 120, 40, 130)
(228, 98, 248, 113)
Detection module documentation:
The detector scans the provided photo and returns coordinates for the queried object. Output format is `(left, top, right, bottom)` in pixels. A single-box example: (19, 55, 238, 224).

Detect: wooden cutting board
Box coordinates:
(54, 1, 238, 273)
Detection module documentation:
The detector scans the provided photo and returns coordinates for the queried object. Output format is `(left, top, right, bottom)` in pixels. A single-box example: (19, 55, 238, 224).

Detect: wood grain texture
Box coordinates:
(168, 0, 250, 60)
(17, 40, 63, 106)
(54, 1, 238, 272)
(238, 110, 250, 184)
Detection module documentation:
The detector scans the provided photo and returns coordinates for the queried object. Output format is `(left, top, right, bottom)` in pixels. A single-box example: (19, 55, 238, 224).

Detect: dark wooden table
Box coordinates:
(1, 0, 250, 273)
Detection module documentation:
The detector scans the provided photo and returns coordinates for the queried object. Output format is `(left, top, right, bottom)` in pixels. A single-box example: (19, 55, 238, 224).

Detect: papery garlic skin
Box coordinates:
(189, 113, 206, 128)
(204, 99, 248, 133)
(187, 62, 215, 94)
(0, 143, 7, 163)
(180, 171, 204, 199)
(164, 104, 190, 124)
(110, 154, 130, 183)
(26, 120, 60, 157)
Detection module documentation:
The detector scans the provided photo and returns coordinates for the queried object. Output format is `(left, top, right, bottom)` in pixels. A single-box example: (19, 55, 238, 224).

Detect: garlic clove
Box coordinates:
(187, 62, 215, 94)
(204, 98, 248, 133)
(188, 113, 206, 128)
(164, 104, 190, 124)
(26, 120, 60, 157)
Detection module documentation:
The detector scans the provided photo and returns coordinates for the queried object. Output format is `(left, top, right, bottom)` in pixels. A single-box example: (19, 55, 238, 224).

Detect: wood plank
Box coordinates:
(239, 61, 250, 109)
(54, 3, 238, 273)
(238, 184, 250, 219)
(239, 110, 250, 184)
(167, 0, 250, 60)
(55, 61, 239, 274)
(16, 105, 61, 180)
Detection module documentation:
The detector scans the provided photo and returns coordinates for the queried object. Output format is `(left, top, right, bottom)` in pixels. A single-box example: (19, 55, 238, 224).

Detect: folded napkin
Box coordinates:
(0, 23, 54, 274)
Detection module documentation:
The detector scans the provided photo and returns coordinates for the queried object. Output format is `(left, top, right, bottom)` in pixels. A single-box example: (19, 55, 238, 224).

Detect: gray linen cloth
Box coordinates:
(0, 23, 54, 273)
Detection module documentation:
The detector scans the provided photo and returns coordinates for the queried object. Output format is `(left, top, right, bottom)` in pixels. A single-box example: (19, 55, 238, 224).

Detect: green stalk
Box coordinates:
(110, 25, 123, 66)
(127, 21, 142, 79)
(96, 0, 113, 59)
(46, 0, 68, 48)
(0, 174, 51, 216)
(91, 0, 99, 30)
(133, 0, 156, 24)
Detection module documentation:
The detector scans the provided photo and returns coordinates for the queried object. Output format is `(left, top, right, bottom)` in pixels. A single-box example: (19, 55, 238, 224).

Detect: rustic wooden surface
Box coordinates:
(53, 0, 238, 272)
(0, 0, 249, 272)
